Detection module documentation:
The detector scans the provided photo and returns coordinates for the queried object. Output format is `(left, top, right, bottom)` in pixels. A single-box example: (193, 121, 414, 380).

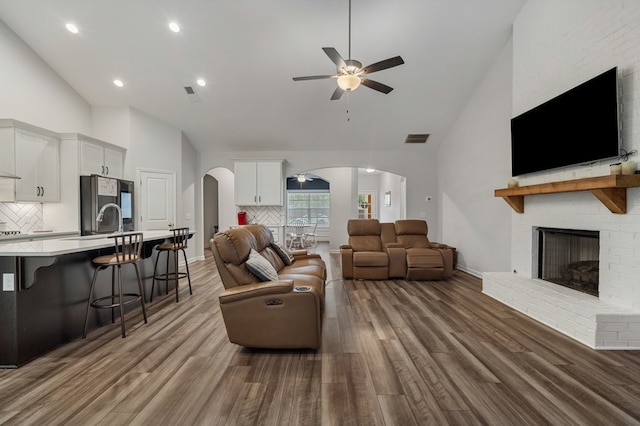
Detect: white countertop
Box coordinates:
(0, 230, 78, 242)
(0, 230, 194, 257)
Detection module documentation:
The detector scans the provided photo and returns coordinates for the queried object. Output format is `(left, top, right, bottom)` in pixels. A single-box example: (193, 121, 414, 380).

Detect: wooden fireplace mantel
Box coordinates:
(494, 174, 640, 214)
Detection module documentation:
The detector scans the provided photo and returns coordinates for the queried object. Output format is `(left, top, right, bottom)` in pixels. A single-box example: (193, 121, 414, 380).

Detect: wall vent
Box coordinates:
(184, 86, 201, 103)
(405, 134, 430, 144)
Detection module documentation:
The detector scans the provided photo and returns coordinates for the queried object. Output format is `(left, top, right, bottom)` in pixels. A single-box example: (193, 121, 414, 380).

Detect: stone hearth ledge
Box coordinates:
(483, 272, 640, 350)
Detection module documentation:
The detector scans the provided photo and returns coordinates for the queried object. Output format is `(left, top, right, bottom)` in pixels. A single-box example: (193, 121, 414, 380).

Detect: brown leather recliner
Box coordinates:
(341, 219, 405, 279)
(211, 224, 325, 349)
(394, 219, 453, 280)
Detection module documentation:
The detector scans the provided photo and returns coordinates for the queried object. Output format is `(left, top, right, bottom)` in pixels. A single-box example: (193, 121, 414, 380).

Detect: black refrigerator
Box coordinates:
(80, 175, 135, 235)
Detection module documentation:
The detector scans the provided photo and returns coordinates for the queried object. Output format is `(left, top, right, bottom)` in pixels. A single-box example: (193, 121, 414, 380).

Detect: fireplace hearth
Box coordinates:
(534, 227, 600, 296)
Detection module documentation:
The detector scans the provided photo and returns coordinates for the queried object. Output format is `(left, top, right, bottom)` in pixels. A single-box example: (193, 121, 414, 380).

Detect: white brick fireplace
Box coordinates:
(483, 184, 640, 349)
(483, 1, 640, 350)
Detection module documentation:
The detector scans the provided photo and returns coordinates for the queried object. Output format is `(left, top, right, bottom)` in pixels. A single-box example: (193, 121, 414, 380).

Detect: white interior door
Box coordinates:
(138, 169, 176, 230)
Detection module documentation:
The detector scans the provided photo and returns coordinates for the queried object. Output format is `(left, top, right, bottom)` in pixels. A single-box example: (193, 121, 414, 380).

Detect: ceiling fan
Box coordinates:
(292, 173, 314, 182)
(292, 0, 404, 100)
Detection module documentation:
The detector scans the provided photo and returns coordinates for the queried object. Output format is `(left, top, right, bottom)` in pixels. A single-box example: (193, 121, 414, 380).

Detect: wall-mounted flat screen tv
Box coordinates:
(511, 67, 620, 176)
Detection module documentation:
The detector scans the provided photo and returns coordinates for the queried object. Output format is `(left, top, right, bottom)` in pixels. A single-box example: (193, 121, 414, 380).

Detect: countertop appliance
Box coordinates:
(80, 175, 134, 235)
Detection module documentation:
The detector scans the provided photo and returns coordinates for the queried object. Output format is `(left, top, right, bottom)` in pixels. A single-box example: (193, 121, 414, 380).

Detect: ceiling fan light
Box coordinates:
(337, 74, 361, 91)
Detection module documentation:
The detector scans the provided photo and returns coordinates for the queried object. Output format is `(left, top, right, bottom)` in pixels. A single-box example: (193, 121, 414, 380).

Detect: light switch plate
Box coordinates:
(3, 273, 15, 291)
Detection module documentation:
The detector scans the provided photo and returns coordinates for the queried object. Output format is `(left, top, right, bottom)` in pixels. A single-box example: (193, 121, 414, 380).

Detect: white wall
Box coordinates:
(91, 106, 130, 150)
(181, 132, 198, 260)
(126, 108, 182, 182)
(378, 172, 403, 223)
(0, 20, 91, 133)
(436, 38, 514, 276)
(509, 0, 640, 310)
(199, 149, 439, 250)
(311, 167, 359, 252)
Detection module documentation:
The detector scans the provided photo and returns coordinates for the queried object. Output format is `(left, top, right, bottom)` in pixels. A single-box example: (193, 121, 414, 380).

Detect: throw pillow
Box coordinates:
(245, 248, 279, 282)
(271, 242, 295, 266)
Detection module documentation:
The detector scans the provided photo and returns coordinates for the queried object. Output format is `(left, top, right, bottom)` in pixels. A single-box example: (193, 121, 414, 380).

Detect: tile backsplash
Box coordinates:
(0, 202, 43, 232)
(238, 206, 284, 225)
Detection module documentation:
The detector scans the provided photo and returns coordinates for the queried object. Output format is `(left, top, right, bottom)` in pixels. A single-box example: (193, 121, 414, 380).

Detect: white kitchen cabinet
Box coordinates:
(0, 122, 60, 202)
(234, 160, 283, 206)
(76, 136, 124, 178)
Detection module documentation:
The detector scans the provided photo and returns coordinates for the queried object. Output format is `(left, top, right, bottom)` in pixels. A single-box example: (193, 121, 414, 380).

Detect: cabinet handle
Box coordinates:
(101, 165, 105, 174)
(41, 186, 44, 197)
(105, 166, 109, 175)
(254, 195, 256, 202)
(36, 186, 40, 196)
(259, 195, 261, 202)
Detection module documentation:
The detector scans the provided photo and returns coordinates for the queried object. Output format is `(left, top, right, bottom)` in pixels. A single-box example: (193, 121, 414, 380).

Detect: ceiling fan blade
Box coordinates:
(361, 78, 393, 94)
(330, 87, 345, 100)
(322, 47, 346, 69)
(292, 75, 335, 81)
(361, 56, 405, 75)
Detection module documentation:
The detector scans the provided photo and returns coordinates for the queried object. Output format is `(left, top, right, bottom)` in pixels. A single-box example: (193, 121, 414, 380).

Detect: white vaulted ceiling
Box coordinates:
(0, 0, 525, 153)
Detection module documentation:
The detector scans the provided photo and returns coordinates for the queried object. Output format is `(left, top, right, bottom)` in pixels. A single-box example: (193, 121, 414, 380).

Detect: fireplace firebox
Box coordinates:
(534, 227, 600, 296)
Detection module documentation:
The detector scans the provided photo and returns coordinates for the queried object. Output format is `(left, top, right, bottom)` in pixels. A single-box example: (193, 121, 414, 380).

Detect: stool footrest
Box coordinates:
(90, 293, 143, 309)
(153, 272, 188, 281)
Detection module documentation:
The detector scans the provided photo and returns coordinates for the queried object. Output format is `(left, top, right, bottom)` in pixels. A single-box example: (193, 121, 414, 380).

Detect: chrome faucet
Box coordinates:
(96, 203, 123, 233)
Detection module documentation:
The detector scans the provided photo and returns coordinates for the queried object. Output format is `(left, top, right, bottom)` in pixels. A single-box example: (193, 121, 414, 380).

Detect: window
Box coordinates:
(287, 192, 330, 226)
(286, 176, 330, 226)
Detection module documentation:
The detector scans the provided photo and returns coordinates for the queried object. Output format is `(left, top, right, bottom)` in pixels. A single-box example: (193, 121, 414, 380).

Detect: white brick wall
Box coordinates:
(483, 1, 640, 348)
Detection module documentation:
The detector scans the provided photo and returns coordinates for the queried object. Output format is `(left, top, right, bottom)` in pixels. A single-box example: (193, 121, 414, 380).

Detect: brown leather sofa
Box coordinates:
(210, 224, 326, 349)
(341, 219, 454, 280)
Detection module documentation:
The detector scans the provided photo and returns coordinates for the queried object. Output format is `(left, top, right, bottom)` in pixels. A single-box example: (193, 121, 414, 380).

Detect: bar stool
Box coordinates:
(151, 227, 192, 303)
(83, 232, 148, 338)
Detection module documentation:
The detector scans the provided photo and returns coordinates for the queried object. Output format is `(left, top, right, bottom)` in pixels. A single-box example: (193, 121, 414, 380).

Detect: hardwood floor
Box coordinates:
(2, 243, 640, 425)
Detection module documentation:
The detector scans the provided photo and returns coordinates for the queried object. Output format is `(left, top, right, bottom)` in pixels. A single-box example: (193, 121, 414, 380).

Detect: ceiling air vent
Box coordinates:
(184, 86, 201, 103)
(405, 134, 430, 144)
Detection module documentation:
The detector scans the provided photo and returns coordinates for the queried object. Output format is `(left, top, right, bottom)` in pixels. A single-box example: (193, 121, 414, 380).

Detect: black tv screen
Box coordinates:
(511, 67, 619, 176)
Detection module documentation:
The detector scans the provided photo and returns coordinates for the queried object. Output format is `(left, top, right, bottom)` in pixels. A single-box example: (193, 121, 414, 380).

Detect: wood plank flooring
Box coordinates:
(2, 243, 640, 425)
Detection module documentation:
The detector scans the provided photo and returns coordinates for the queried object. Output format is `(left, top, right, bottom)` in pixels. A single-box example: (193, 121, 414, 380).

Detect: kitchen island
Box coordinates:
(0, 230, 194, 368)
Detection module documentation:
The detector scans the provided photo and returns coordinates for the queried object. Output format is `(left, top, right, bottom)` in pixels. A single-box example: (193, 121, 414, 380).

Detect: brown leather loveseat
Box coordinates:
(211, 224, 326, 349)
(341, 219, 454, 280)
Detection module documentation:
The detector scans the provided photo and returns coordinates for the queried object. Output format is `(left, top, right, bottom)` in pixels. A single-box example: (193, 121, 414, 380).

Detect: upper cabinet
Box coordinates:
(0, 120, 60, 202)
(234, 160, 283, 206)
(73, 135, 124, 178)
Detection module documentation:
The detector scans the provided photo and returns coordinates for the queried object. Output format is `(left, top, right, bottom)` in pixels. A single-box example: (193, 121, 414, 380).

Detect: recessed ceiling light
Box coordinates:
(113, 79, 124, 88)
(196, 79, 206, 87)
(169, 22, 180, 33)
(65, 23, 79, 34)
(366, 168, 375, 173)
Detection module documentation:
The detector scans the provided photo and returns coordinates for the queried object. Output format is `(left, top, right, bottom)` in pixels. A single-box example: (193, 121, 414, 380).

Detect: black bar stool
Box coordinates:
(83, 232, 148, 338)
(151, 227, 192, 303)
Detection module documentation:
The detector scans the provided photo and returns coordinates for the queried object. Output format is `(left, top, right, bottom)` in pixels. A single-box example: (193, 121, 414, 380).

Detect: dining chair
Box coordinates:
(286, 219, 307, 249)
(303, 222, 318, 247)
